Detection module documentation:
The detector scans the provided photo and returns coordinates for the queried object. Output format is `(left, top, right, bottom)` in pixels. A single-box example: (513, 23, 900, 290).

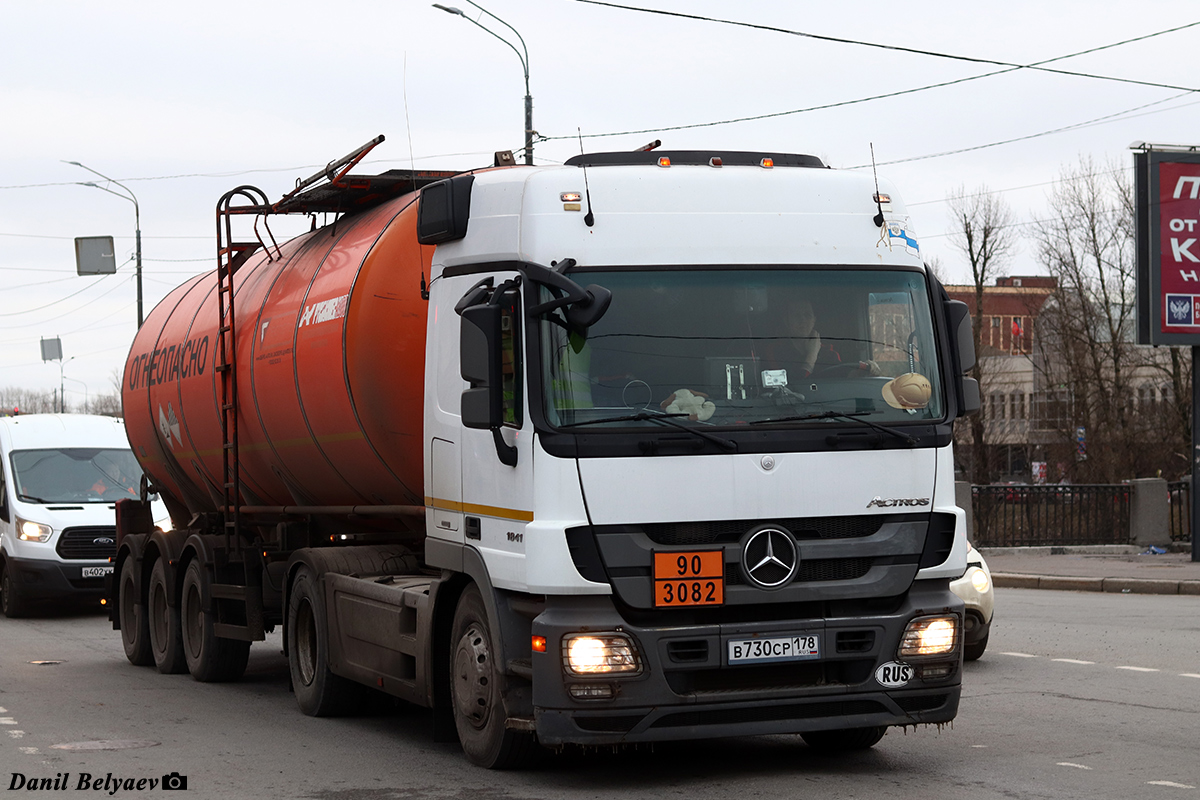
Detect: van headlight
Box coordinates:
(16, 517, 52, 542)
(562, 633, 643, 676)
(899, 615, 959, 657)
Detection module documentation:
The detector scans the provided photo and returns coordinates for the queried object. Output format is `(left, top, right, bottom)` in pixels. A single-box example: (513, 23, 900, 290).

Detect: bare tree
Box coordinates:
(947, 185, 1017, 484)
(1031, 157, 1188, 481)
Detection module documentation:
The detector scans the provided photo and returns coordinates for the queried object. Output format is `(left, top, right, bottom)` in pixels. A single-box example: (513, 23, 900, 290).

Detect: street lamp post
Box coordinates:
(59, 357, 75, 414)
(64, 162, 143, 327)
(433, 2, 533, 165)
(62, 375, 88, 414)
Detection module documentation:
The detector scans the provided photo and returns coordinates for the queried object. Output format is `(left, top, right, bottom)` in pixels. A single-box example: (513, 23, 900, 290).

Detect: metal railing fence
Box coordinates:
(1168, 481, 1191, 543)
(970, 484, 1131, 547)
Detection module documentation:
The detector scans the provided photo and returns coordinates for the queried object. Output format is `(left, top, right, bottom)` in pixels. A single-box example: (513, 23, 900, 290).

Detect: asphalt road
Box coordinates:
(1, 589, 1198, 800)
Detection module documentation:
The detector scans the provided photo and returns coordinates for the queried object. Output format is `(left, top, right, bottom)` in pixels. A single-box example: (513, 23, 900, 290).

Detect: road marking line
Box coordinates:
(1058, 762, 1093, 770)
(1052, 658, 1096, 664)
(1180, 673, 1200, 679)
(970, 745, 988, 748)
(1001, 652, 1039, 658)
(1147, 781, 1196, 789)
(7, 730, 25, 738)
(0, 707, 6, 713)
(18, 747, 38, 755)
(0, 718, 18, 725)
(1116, 666, 1160, 672)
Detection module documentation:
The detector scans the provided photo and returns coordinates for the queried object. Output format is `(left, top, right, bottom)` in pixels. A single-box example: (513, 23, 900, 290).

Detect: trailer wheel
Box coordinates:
(287, 566, 363, 716)
(180, 559, 249, 682)
(148, 557, 187, 674)
(1, 560, 32, 619)
(450, 584, 538, 769)
(801, 725, 887, 751)
(117, 557, 152, 664)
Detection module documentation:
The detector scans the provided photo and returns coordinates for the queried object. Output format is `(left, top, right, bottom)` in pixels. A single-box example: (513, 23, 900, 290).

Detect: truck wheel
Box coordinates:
(964, 631, 989, 662)
(180, 559, 249, 682)
(1, 560, 32, 619)
(801, 726, 887, 751)
(287, 566, 363, 716)
(450, 584, 538, 769)
(148, 557, 187, 674)
(118, 557, 153, 664)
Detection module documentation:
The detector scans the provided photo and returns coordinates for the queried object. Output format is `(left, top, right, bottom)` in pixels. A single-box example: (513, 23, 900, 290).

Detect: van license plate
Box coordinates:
(728, 634, 820, 664)
(82, 567, 113, 578)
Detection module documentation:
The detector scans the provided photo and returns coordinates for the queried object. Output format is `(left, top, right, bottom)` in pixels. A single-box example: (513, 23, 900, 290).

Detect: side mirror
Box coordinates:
(943, 299, 981, 415)
(460, 304, 503, 430)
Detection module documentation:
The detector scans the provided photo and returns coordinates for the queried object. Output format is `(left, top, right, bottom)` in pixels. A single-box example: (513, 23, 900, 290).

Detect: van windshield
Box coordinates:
(10, 448, 144, 504)
(539, 268, 943, 428)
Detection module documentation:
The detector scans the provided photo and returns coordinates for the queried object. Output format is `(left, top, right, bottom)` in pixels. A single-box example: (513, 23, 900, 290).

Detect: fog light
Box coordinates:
(899, 615, 958, 657)
(568, 683, 614, 699)
(562, 633, 642, 676)
(970, 568, 990, 593)
(918, 663, 954, 680)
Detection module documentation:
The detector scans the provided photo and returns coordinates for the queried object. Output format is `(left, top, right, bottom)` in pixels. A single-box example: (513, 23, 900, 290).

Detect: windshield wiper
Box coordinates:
(17, 493, 50, 503)
(750, 410, 917, 446)
(561, 412, 737, 451)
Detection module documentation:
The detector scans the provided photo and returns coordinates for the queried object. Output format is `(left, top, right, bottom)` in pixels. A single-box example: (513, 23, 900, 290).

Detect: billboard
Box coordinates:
(1135, 148, 1200, 345)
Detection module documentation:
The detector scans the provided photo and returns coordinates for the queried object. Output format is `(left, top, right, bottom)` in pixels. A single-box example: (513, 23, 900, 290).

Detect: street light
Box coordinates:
(63, 161, 143, 327)
(433, 2, 534, 165)
(59, 357, 75, 414)
(62, 375, 88, 414)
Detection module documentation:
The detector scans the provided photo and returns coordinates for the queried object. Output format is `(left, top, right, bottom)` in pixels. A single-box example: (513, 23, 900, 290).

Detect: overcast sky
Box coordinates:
(3, 0, 1199, 402)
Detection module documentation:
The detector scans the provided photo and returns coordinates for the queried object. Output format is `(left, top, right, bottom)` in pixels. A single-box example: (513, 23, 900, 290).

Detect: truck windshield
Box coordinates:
(539, 269, 944, 428)
(10, 448, 144, 504)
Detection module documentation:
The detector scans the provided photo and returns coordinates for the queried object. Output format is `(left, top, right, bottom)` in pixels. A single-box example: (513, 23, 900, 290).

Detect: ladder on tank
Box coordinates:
(213, 186, 276, 550)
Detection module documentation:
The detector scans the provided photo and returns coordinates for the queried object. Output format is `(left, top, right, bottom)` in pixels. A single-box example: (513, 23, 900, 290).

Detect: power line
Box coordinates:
(544, 6, 1199, 141)
(846, 93, 1199, 169)
(578, 2, 1200, 91)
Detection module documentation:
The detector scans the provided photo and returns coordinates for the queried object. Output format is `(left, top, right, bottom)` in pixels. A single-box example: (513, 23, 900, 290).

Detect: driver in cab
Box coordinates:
(761, 295, 880, 385)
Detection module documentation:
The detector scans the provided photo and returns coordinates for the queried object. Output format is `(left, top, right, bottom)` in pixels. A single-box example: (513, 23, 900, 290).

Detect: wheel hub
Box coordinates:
(453, 623, 493, 730)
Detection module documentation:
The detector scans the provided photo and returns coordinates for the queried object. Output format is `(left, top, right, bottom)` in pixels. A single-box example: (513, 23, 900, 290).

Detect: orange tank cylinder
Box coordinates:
(122, 194, 433, 518)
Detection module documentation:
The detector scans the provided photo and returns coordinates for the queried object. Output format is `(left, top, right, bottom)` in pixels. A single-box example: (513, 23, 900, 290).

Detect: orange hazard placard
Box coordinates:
(653, 551, 724, 607)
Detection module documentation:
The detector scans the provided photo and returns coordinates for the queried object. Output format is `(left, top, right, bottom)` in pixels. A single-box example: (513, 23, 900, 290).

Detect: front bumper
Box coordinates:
(530, 580, 963, 745)
(4, 555, 111, 603)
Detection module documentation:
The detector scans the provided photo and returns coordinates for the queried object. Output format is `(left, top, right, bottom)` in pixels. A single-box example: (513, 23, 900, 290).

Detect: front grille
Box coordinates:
(55, 526, 117, 560)
(642, 516, 888, 546)
(650, 700, 885, 729)
(726, 557, 874, 585)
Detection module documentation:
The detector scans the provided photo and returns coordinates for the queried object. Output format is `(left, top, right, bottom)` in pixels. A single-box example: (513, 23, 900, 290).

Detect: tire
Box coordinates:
(1, 560, 32, 619)
(287, 566, 364, 716)
(180, 559, 249, 682)
(801, 726, 887, 752)
(118, 556, 153, 664)
(148, 557, 187, 674)
(449, 584, 539, 769)
(964, 631, 989, 662)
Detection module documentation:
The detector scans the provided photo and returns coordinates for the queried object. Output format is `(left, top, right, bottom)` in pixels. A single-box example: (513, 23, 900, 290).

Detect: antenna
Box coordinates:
(578, 128, 595, 227)
(870, 143, 885, 228)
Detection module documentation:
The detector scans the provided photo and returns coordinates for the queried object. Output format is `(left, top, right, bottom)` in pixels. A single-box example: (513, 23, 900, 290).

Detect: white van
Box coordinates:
(0, 414, 164, 617)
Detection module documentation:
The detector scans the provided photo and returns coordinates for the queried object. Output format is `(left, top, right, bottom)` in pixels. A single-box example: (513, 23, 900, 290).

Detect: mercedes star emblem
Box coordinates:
(741, 527, 798, 588)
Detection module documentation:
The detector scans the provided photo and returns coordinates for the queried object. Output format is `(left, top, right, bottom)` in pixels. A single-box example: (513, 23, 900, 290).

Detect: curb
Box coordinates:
(994, 572, 1200, 595)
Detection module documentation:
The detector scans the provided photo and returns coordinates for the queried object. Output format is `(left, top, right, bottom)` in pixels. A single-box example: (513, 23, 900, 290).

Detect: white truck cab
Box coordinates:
(0, 414, 164, 617)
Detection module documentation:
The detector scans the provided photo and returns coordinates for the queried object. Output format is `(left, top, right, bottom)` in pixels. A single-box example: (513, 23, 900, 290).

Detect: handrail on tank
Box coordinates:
(274, 134, 386, 210)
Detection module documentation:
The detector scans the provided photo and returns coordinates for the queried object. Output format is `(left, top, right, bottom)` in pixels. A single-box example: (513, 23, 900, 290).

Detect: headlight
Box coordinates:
(16, 518, 52, 542)
(562, 633, 642, 676)
(899, 615, 959, 657)
(970, 567, 990, 594)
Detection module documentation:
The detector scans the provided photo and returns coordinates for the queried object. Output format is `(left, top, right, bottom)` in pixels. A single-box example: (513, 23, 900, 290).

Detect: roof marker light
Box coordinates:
(560, 192, 582, 202)
(709, 157, 723, 167)
(761, 158, 774, 168)
(657, 157, 671, 167)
